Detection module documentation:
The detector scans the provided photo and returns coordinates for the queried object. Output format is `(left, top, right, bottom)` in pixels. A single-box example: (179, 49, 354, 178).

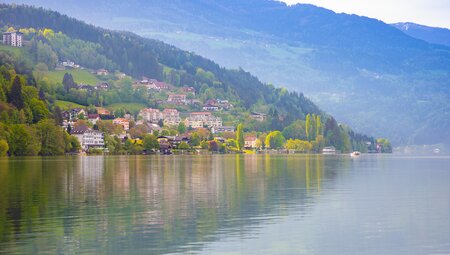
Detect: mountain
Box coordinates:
(0, 4, 380, 153)
(0, 3, 323, 119)
(392, 22, 450, 47)
(2, 0, 450, 146)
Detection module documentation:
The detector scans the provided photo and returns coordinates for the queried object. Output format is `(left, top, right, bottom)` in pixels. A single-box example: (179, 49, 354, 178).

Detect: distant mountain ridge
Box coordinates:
(392, 22, 450, 47)
(3, 0, 450, 146)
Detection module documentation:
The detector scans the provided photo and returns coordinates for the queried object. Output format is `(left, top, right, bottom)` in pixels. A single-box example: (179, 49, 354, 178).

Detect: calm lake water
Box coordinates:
(0, 155, 449, 255)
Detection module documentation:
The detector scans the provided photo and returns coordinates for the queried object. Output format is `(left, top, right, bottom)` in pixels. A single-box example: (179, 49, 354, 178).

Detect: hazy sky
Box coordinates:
(281, 0, 450, 28)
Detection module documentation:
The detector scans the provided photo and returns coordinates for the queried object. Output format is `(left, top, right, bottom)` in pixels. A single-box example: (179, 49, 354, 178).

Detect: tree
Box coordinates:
(98, 120, 123, 135)
(312, 135, 325, 153)
(143, 134, 159, 152)
(36, 41, 58, 68)
(200, 140, 209, 149)
(36, 119, 65, 156)
(285, 139, 312, 152)
(8, 76, 24, 109)
(177, 122, 186, 134)
(178, 142, 190, 150)
(377, 138, 392, 153)
(196, 128, 210, 140)
(114, 108, 126, 118)
(236, 123, 244, 151)
(29, 98, 49, 123)
(265, 131, 285, 149)
(226, 139, 237, 148)
(130, 124, 150, 139)
(305, 114, 311, 140)
(208, 140, 219, 152)
(34, 62, 49, 82)
(53, 106, 63, 125)
(316, 115, 323, 137)
(63, 73, 76, 92)
(190, 132, 200, 146)
(0, 140, 9, 156)
(8, 125, 40, 156)
(255, 139, 262, 150)
(282, 120, 306, 140)
(65, 133, 81, 153)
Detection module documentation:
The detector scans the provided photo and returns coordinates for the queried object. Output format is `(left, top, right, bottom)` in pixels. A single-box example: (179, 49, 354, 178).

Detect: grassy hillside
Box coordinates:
(0, 44, 24, 56)
(106, 103, 147, 115)
(45, 69, 100, 85)
(55, 100, 86, 110)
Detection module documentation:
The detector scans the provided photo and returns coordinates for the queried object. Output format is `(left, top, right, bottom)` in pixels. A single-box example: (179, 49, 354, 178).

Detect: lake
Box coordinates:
(0, 155, 449, 254)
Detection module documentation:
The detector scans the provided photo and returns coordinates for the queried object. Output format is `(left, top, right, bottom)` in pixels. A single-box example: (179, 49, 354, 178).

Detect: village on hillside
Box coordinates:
(0, 28, 390, 155)
(60, 74, 274, 154)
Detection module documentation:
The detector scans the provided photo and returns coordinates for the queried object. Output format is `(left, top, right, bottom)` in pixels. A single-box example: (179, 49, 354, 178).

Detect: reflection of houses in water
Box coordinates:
(79, 156, 105, 196)
(0, 155, 341, 255)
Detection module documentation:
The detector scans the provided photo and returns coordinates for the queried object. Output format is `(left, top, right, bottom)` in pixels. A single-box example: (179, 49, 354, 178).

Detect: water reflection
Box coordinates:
(0, 155, 335, 254)
(1, 155, 449, 254)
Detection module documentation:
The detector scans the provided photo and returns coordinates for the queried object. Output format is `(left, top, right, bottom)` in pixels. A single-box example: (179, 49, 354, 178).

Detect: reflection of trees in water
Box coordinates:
(0, 155, 342, 254)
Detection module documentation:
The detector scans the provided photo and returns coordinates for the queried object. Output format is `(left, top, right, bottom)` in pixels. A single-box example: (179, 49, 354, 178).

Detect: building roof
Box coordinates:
(163, 108, 179, 113)
(140, 108, 161, 113)
(216, 126, 235, 130)
(3, 30, 23, 35)
(245, 135, 258, 141)
(168, 94, 187, 98)
(88, 114, 100, 119)
(70, 125, 89, 134)
(113, 118, 129, 122)
(191, 112, 212, 115)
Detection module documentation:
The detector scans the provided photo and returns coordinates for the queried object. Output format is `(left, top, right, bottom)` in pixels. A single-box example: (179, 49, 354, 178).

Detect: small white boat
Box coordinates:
(322, 146, 336, 155)
(350, 151, 361, 157)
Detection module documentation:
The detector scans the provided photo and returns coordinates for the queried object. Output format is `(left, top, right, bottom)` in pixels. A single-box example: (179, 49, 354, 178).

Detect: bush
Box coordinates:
(0, 139, 9, 156)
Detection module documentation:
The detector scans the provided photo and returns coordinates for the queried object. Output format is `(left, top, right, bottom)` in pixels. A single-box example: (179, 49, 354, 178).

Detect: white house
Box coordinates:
(139, 108, 163, 123)
(244, 135, 258, 149)
(212, 126, 235, 134)
(162, 109, 181, 126)
(2, 31, 23, 47)
(184, 112, 222, 128)
(71, 126, 105, 151)
(113, 118, 130, 131)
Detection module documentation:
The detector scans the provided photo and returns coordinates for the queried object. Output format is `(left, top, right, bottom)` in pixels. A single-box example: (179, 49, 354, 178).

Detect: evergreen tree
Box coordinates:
(63, 73, 76, 92)
(53, 106, 63, 125)
(8, 76, 24, 109)
(38, 87, 46, 101)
